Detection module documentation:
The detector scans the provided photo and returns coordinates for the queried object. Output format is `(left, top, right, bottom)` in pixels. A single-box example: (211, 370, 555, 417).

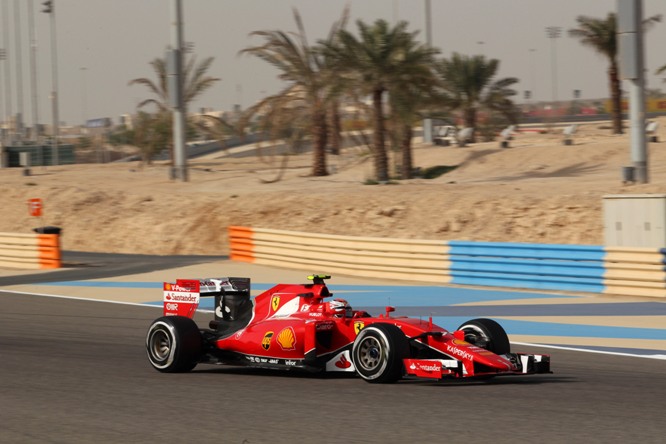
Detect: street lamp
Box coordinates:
(546, 26, 561, 111)
(42, 0, 59, 166)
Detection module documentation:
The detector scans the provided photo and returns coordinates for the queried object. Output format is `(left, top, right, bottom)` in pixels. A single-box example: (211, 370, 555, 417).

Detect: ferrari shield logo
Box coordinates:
(354, 321, 365, 335)
(262, 331, 274, 350)
(271, 296, 280, 312)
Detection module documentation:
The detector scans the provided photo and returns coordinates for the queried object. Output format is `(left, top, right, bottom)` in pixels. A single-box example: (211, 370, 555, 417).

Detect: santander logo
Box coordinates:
(335, 354, 352, 369)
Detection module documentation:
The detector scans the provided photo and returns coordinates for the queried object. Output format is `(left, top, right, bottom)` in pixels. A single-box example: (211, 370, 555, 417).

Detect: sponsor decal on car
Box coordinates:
(404, 359, 444, 379)
(271, 296, 280, 312)
(316, 321, 335, 331)
(262, 331, 274, 350)
(353, 321, 365, 335)
(446, 344, 474, 361)
(276, 327, 296, 351)
(335, 354, 352, 369)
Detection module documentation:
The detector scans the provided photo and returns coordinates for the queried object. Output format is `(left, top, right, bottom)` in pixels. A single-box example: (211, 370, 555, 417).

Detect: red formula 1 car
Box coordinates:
(146, 275, 550, 383)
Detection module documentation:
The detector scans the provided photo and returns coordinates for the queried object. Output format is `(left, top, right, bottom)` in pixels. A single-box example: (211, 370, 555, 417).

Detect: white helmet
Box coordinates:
(328, 298, 352, 317)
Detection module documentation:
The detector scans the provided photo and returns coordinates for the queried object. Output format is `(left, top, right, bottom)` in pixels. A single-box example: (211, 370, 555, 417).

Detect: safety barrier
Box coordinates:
(228, 226, 450, 283)
(228, 226, 666, 298)
(0, 232, 62, 269)
(603, 247, 666, 298)
(447, 241, 606, 293)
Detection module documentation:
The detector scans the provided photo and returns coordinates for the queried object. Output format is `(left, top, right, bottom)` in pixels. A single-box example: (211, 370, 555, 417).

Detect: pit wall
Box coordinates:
(0, 232, 62, 269)
(228, 226, 666, 298)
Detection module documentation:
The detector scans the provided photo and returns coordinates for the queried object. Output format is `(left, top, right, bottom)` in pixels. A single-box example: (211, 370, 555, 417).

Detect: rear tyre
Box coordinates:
(351, 323, 410, 383)
(146, 316, 202, 373)
(457, 318, 510, 355)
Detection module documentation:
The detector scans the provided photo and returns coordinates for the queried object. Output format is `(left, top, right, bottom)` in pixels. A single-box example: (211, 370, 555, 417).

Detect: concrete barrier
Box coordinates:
(228, 226, 666, 298)
(0, 232, 62, 269)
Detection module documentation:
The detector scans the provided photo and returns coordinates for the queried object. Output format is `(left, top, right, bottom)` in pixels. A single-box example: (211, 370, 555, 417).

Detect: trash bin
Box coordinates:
(33, 226, 62, 235)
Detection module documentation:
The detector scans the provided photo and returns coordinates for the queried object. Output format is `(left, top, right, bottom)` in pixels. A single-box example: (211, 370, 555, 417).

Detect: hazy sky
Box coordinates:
(2, 0, 665, 127)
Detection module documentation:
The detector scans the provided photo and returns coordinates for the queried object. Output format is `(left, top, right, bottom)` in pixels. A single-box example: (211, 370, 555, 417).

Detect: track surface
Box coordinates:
(1, 292, 664, 443)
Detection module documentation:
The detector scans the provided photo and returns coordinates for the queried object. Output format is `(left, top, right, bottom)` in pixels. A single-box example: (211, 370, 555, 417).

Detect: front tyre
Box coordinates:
(351, 323, 410, 383)
(457, 318, 510, 355)
(146, 316, 202, 373)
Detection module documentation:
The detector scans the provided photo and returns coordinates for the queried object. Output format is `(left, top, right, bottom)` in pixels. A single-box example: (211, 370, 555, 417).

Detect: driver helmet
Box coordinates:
(328, 298, 352, 317)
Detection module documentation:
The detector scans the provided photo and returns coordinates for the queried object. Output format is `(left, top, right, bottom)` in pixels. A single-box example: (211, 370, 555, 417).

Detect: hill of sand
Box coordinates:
(2, 118, 666, 256)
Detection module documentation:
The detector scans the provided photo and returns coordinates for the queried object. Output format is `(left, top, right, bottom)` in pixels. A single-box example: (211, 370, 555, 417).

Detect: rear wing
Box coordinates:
(163, 277, 250, 318)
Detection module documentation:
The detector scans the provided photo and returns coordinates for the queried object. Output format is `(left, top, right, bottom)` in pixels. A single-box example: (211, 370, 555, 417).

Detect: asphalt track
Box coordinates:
(1, 252, 665, 443)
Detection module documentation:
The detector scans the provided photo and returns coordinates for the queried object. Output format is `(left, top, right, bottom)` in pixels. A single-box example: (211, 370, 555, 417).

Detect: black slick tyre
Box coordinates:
(351, 323, 410, 383)
(457, 318, 510, 355)
(146, 316, 202, 373)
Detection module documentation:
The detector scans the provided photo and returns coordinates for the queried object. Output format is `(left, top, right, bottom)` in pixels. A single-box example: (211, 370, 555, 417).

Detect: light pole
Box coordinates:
(422, 0, 433, 144)
(1, 1, 11, 145)
(529, 48, 536, 103)
(42, 0, 59, 166)
(546, 26, 561, 112)
(80, 67, 87, 127)
(28, 0, 40, 145)
(14, 0, 24, 145)
(169, 0, 187, 181)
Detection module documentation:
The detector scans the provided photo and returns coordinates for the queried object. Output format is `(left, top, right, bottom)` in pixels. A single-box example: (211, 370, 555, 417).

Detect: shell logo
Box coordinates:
(276, 327, 296, 351)
(451, 339, 471, 346)
(165, 283, 172, 291)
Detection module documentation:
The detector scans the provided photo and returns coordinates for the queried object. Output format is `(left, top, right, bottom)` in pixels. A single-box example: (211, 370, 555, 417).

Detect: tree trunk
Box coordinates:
(464, 107, 477, 143)
(312, 108, 328, 176)
(329, 103, 341, 156)
(609, 59, 623, 135)
(401, 124, 413, 180)
(373, 88, 388, 182)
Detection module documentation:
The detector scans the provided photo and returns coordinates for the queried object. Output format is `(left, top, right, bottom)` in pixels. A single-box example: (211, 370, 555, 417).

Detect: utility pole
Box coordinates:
(169, 0, 187, 181)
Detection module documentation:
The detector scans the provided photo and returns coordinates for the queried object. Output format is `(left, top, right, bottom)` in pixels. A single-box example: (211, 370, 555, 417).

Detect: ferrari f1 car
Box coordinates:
(146, 275, 551, 383)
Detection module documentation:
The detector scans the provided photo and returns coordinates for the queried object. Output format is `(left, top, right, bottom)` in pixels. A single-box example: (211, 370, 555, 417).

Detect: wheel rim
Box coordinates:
(357, 336, 383, 372)
(149, 329, 172, 362)
(463, 326, 490, 349)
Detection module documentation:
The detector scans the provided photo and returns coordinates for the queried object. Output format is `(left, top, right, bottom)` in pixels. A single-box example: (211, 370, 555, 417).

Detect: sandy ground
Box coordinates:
(2, 117, 666, 256)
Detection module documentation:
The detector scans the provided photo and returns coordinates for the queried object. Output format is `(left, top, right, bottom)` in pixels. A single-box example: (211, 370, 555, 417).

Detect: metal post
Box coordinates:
(13, 0, 23, 145)
(1, 0, 12, 145)
(45, 0, 59, 166)
(28, 0, 40, 148)
(546, 26, 561, 109)
(422, 0, 433, 144)
(617, 0, 648, 183)
(170, 0, 187, 181)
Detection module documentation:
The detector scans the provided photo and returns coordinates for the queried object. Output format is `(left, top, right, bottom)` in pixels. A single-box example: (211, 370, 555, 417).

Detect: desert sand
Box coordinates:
(2, 117, 666, 256)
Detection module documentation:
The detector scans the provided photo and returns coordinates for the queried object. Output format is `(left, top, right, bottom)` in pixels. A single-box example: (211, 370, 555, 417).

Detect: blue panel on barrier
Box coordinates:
(449, 241, 605, 261)
(450, 258, 606, 278)
(450, 275, 605, 293)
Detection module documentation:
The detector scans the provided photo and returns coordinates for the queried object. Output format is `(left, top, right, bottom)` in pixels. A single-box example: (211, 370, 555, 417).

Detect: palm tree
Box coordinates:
(129, 55, 220, 112)
(434, 53, 518, 142)
(240, 8, 348, 177)
(322, 19, 438, 182)
(128, 55, 220, 163)
(569, 13, 661, 134)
